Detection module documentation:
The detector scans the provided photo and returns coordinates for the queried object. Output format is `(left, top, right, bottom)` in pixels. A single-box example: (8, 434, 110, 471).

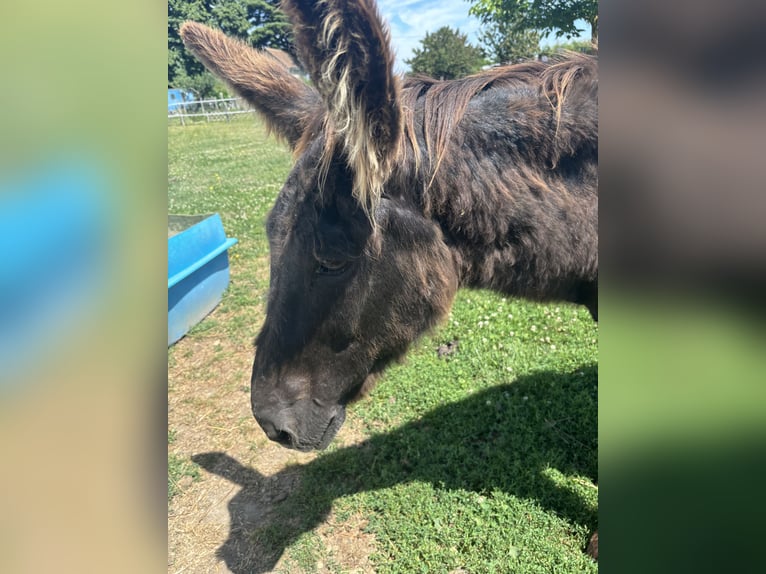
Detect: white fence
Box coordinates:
(168, 97, 255, 125)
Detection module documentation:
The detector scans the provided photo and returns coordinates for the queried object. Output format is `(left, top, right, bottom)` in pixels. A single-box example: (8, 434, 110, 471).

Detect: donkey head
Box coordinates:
(181, 0, 458, 451)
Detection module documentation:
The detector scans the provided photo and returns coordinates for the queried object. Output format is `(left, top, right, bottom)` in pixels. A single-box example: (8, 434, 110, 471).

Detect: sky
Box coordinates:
(376, 0, 592, 73)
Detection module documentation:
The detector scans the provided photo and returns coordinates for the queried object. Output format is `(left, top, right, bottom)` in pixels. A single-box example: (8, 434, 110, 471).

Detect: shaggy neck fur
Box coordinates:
(388, 54, 598, 310)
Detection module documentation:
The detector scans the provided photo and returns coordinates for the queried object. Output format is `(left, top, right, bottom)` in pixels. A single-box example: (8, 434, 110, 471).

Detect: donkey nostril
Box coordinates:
(258, 418, 279, 440)
(274, 429, 294, 447)
(256, 417, 294, 446)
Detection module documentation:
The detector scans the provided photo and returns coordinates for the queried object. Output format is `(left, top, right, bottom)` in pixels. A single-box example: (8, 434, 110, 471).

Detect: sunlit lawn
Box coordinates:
(168, 115, 598, 573)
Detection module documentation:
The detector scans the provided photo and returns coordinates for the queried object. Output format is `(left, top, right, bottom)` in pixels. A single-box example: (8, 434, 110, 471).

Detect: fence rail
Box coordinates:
(168, 97, 255, 125)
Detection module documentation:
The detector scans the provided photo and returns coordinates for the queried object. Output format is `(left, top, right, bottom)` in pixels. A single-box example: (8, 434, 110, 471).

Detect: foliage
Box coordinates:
(172, 69, 232, 100)
(405, 27, 487, 80)
(478, 16, 541, 64)
(168, 0, 295, 94)
(245, 0, 294, 51)
(168, 0, 210, 87)
(168, 428, 200, 501)
(469, 0, 599, 43)
(539, 38, 595, 58)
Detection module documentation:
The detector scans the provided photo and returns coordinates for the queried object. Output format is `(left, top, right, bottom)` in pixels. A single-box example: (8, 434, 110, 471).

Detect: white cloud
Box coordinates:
(377, 2, 594, 72)
(377, 0, 484, 73)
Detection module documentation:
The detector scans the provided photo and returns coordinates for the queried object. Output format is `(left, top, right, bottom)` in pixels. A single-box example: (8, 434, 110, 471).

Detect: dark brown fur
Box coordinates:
(182, 2, 597, 558)
(180, 2, 597, 451)
(397, 56, 598, 312)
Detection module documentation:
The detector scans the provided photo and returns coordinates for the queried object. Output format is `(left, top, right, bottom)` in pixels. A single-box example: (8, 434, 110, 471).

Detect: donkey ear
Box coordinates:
(180, 22, 320, 150)
(280, 0, 402, 214)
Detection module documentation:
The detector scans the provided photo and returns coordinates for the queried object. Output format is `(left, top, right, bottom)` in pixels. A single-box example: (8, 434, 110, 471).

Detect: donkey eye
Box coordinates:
(316, 258, 350, 276)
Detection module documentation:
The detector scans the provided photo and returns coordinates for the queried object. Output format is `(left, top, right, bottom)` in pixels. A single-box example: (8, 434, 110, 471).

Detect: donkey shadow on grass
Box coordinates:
(192, 364, 597, 573)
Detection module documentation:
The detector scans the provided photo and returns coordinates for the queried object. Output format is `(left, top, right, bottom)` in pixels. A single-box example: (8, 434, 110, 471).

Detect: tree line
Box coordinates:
(169, 0, 597, 95)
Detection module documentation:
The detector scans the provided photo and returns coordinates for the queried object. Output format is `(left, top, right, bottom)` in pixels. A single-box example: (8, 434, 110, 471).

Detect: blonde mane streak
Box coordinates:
(311, 3, 391, 218)
(427, 75, 497, 187)
(399, 94, 423, 173)
(540, 53, 593, 138)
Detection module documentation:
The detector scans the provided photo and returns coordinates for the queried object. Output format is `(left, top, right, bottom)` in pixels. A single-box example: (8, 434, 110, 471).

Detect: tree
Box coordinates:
(245, 0, 294, 52)
(539, 38, 595, 58)
(405, 27, 486, 80)
(168, 0, 296, 96)
(168, 0, 210, 88)
(478, 16, 540, 65)
(212, 0, 294, 53)
(469, 0, 598, 44)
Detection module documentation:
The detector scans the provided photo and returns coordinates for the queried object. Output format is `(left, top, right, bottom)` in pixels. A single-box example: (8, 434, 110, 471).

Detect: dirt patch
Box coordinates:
(169, 321, 375, 573)
(316, 512, 377, 573)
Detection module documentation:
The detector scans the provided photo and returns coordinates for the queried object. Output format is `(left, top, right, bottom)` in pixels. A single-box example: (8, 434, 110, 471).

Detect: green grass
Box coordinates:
(168, 429, 200, 502)
(168, 115, 293, 344)
(169, 116, 598, 572)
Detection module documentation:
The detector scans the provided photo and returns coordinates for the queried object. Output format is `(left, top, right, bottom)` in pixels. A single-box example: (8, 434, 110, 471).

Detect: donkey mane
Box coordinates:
(294, 52, 598, 208)
(400, 53, 598, 179)
(183, 13, 596, 224)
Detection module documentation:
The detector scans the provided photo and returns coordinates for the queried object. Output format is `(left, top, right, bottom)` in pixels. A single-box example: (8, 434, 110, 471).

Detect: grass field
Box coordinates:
(168, 115, 598, 573)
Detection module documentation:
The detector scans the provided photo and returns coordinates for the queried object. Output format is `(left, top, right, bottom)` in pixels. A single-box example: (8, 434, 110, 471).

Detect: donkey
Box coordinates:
(180, 0, 597, 453)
